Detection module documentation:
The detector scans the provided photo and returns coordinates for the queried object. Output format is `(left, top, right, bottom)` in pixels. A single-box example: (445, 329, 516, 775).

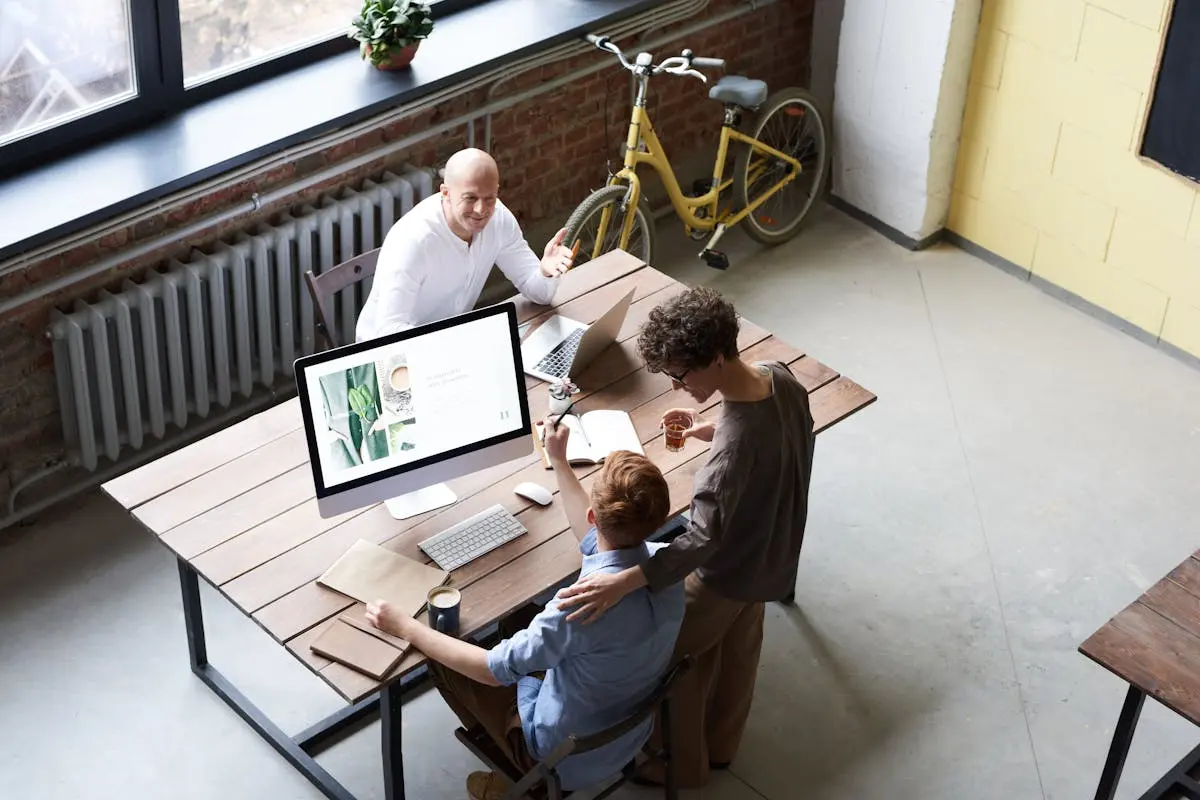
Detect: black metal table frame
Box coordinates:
(1094, 685, 1200, 800)
(179, 559, 424, 800)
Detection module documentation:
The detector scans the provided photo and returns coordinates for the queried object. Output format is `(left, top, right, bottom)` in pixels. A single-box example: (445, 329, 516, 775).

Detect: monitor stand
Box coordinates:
(384, 483, 458, 520)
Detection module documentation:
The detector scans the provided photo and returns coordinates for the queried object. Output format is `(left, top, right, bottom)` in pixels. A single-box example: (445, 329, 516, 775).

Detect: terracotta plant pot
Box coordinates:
(366, 42, 419, 70)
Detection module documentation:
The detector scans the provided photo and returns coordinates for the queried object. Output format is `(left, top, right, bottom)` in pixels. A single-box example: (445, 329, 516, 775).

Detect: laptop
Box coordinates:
(521, 288, 636, 382)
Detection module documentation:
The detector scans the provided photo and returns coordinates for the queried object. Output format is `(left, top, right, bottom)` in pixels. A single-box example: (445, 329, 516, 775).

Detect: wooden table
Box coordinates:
(101, 250, 877, 800)
(1080, 550, 1200, 800)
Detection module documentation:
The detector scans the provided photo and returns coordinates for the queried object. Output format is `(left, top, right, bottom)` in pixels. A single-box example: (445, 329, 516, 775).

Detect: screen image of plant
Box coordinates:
(319, 362, 416, 471)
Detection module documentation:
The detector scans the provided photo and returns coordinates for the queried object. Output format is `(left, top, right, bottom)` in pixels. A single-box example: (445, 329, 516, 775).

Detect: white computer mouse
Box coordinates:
(513, 481, 553, 506)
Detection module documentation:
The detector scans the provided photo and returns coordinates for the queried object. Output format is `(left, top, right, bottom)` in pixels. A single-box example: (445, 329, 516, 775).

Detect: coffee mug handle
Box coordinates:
(434, 612, 447, 634)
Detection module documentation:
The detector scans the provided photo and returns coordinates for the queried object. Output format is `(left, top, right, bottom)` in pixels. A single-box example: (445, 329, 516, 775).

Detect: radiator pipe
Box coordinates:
(1, 0, 776, 528)
(6, 460, 70, 517)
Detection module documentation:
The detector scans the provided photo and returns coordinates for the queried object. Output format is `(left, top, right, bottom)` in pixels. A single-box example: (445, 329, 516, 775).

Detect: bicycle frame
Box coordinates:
(592, 72, 804, 256)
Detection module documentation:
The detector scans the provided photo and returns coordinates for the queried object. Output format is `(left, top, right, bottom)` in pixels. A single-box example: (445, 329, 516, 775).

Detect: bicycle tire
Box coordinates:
(563, 184, 655, 268)
(733, 87, 829, 246)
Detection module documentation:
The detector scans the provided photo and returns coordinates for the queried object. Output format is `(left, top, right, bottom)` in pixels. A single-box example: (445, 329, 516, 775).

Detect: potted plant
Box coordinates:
(350, 0, 434, 70)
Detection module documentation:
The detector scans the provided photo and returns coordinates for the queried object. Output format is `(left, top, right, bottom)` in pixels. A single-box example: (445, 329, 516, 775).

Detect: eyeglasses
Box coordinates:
(665, 367, 691, 386)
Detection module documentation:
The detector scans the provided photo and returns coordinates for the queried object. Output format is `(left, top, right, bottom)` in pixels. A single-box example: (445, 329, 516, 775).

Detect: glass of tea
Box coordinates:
(665, 420, 689, 452)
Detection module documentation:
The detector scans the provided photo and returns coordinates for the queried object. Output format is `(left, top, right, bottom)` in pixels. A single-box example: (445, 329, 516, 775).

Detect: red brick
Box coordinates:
(97, 227, 130, 250)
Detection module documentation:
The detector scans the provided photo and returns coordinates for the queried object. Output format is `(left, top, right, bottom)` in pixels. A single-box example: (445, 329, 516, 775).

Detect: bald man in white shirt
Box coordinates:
(356, 148, 575, 342)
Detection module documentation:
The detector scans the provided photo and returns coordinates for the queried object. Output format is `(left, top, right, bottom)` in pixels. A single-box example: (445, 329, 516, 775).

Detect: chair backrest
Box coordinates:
(303, 248, 381, 350)
(572, 655, 692, 756)
(532, 655, 693, 773)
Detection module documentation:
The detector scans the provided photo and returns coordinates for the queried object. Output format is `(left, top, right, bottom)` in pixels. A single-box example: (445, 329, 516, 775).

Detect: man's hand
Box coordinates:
(542, 415, 571, 464)
(366, 600, 414, 639)
(556, 569, 639, 623)
(540, 228, 576, 277)
(662, 408, 716, 443)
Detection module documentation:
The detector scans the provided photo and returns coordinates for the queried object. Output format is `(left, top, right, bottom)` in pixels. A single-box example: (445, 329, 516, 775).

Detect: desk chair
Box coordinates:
(454, 656, 693, 800)
(303, 248, 381, 350)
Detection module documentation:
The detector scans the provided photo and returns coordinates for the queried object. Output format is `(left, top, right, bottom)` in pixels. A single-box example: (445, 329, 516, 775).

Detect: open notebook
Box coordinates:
(542, 409, 644, 465)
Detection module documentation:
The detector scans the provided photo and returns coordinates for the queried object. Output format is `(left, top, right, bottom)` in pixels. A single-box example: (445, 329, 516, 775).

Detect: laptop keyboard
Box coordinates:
(535, 328, 585, 378)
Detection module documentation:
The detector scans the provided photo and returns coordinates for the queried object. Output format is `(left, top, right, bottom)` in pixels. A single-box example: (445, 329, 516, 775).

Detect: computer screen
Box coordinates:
(294, 303, 533, 518)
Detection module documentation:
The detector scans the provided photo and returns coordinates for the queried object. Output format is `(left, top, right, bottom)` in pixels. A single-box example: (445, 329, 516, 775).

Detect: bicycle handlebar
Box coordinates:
(583, 33, 724, 80)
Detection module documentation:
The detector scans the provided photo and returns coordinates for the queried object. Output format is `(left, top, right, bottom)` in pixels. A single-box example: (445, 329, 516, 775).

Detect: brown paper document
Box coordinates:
(317, 539, 449, 616)
(311, 621, 405, 680)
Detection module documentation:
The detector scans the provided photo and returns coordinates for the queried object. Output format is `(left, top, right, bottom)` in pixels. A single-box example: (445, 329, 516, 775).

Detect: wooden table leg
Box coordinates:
(1095, 685, 1145, 800)
(382, 680, 406, 800)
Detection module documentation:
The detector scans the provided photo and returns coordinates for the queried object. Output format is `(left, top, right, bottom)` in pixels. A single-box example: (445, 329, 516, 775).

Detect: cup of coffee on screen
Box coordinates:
(390, 365, 410, 391)
(427, 586, 461, 635)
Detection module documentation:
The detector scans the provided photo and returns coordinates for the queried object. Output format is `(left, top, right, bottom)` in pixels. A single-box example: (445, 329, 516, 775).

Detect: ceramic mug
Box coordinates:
(427, 586, 461, 635)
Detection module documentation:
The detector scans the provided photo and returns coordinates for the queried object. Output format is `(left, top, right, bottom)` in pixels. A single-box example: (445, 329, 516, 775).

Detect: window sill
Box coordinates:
(0, 0, 660, 263)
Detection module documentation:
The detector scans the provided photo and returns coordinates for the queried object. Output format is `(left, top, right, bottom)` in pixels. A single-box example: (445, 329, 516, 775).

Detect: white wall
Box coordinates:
(832, 0, 980, 242)
(809, 0, 847, 124)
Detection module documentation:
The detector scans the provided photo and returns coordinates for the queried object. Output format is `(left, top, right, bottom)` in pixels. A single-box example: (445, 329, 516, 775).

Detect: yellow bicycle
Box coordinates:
(564, 34, 829, 270)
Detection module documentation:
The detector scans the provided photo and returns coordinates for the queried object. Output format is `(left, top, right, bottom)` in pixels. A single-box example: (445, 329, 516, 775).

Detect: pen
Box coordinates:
(552, 400, 577, 428)
(568, 238, 581, 269)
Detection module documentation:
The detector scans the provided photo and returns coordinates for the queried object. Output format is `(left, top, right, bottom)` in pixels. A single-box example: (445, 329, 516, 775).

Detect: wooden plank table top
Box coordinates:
(102, 249, 878, 704)
(1080, 551, 1200, 726)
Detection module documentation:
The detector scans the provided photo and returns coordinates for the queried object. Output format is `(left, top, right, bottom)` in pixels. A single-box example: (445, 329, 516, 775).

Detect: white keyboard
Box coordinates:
(419, 504, 528, 572)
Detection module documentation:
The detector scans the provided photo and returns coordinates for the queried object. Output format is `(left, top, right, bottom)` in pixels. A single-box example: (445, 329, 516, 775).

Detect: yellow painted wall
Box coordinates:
(949, 0, 1200, 358)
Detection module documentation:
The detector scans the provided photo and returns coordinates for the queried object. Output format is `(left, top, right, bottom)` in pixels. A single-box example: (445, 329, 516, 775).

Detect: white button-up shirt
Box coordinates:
(355, 194, 560, 342)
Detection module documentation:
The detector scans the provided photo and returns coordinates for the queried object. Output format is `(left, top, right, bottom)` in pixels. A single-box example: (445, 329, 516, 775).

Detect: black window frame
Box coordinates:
(0, 0, 482, 179)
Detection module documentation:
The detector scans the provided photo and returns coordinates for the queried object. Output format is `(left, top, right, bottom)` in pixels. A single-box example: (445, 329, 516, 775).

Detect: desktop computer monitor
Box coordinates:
(294, 303, 533, 520)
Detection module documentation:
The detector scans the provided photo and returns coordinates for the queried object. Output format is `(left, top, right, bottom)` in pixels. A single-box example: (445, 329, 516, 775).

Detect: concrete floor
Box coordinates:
(3, 205, 1200, 800)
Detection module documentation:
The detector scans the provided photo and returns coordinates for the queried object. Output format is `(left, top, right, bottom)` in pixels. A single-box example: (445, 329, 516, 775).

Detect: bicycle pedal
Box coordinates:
(700, 249, 730, 270)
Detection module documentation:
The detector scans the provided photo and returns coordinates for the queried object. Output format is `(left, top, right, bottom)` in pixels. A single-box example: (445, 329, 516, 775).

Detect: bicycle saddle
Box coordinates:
(708, 76, 768, 109)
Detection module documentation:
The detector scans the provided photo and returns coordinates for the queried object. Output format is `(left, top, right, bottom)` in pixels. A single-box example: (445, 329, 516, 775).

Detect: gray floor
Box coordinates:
(3, 205, 1200, 800)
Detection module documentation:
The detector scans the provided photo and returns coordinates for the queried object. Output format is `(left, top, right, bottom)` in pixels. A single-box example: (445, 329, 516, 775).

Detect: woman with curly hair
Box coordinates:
(557, 286, 817, 788)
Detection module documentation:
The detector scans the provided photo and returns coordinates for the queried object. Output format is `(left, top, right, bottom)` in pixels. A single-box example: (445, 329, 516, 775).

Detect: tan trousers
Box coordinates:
(657, 573, 765, 788)
(428, 661, 538, 776)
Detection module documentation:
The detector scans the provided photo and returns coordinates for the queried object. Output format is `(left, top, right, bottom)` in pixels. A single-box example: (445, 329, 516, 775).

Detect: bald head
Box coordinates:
(440, 148, 500, 241)
(443, 148, 499, 187)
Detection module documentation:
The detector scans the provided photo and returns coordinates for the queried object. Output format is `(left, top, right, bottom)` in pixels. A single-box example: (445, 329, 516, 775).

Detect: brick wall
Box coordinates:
(0, 0, 814, 520)
(949, 0, 1200, 354)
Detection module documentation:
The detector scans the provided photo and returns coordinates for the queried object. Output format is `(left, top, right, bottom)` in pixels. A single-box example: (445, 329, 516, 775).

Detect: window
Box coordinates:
(0, 0, 136, 146)
(0, 0, 477, 177)
(180, 0, 353, 87)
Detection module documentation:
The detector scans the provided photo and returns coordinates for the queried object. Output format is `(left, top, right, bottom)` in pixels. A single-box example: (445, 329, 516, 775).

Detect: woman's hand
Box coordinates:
(556, 570, 637, 623)
(662, 408, 716, 443)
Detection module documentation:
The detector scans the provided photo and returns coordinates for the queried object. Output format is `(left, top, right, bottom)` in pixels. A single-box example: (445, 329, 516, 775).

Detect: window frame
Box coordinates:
(0, 0, 479, 179)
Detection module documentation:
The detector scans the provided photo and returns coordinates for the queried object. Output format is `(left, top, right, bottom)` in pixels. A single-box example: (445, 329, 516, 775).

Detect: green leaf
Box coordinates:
(364, 429, 389, 460)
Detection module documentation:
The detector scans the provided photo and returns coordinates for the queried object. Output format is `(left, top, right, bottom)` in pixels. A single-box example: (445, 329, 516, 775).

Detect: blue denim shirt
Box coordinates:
(486, 530, 685, 789)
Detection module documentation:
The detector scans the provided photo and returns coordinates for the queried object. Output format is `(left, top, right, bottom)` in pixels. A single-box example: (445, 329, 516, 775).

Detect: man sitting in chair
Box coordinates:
(366, 420, 685, 800)
(355, 147, 575, 341)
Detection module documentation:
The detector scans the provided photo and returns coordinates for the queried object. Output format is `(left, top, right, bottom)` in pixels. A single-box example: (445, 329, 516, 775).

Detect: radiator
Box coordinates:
(49, 167, 436, 472)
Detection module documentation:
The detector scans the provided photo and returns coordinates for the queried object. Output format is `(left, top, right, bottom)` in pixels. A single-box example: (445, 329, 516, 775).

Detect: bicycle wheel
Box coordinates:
(733, 87, 829, 245)
(563, 184, 655, 268)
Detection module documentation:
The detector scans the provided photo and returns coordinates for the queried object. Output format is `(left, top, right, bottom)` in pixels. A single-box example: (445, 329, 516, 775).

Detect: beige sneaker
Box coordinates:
(466, 771, 511, 800)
